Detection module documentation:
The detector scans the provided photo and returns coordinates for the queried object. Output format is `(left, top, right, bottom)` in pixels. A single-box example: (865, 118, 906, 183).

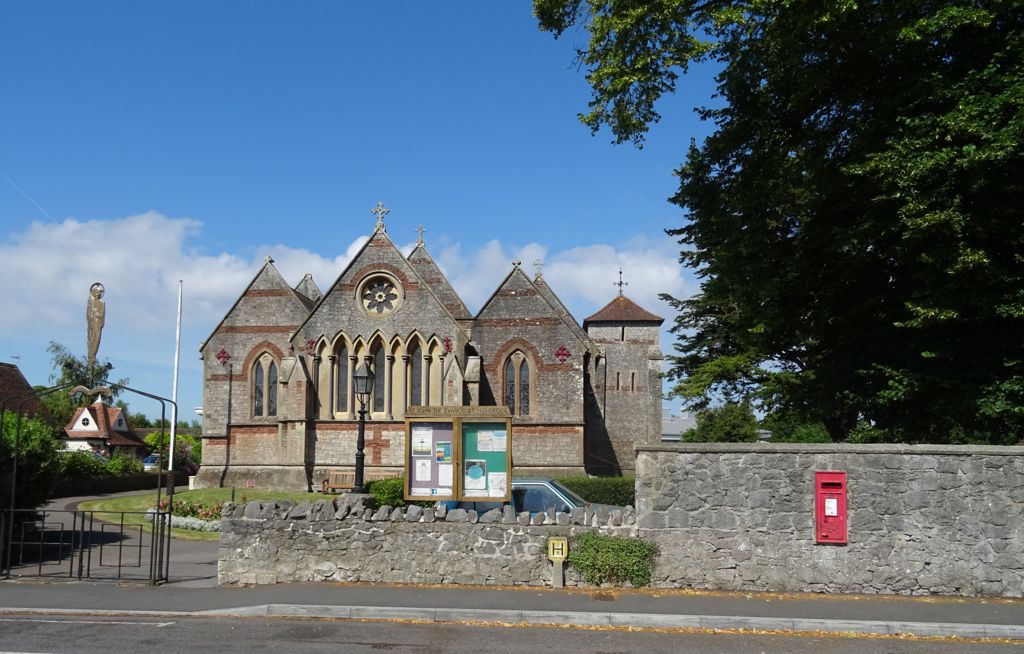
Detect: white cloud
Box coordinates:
(1, 213, 696, 417)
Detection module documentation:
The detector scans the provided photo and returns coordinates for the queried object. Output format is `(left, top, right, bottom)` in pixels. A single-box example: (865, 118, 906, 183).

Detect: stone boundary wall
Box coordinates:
(219, 497, 635, 586)
(636, 443, 1024, 597)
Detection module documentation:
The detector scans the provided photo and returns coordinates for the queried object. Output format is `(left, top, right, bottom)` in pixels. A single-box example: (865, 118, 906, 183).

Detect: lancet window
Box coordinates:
(252, 353, 278, 417)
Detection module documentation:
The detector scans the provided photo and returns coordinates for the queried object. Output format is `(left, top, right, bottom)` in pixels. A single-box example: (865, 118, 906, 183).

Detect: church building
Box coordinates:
(196, 206, 664, 490)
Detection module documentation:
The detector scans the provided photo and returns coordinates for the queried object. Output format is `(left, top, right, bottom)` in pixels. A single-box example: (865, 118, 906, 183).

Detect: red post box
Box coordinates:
(815, 471, 847, 544)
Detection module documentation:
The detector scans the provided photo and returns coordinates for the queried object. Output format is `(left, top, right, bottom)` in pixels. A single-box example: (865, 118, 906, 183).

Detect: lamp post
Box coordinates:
(351, 362, 374, 494)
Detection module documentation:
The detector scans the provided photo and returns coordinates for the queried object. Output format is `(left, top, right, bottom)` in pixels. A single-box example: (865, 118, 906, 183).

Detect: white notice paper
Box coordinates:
(491, 430, 507, 452)
(411, 426, 432, 456)
(438, 463, 453, 488)
(476, 430, 493, 452)
(415, 459, 432, 482)
(825, 497, 838, 517)
(488, 472, 507, 498)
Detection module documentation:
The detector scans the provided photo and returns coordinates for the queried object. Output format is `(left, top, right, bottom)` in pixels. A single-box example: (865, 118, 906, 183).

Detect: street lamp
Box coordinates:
(351, 362, 374, 493)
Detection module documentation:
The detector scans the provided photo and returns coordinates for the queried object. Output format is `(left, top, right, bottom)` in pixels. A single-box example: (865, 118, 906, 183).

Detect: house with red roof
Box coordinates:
(62, 399, 147, 458)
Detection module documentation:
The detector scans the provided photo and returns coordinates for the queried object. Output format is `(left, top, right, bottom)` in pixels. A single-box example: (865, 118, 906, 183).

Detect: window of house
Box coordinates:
(503, 351, 532, 416)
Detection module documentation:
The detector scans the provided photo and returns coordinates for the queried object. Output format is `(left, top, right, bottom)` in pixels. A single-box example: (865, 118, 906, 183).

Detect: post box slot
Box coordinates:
(820, 482, 843, 488)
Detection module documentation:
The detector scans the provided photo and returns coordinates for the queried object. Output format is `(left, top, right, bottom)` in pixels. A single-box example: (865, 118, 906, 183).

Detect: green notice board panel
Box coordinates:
(461, 421, 512, 501)
(405, 420, 457, 501)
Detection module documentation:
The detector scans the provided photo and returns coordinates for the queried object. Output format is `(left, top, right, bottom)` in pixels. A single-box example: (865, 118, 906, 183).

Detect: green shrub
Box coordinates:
(1, 411, 63, 510)
(556, 476, 635, 506)
(59, 450, 109, 479)
(105, 452, 143, 476)
(567, 532, 657, 587)
(367, 477, 405, 507)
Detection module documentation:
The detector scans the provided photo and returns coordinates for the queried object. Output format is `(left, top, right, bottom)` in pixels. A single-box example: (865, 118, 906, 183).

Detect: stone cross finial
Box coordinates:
(264, 255, 275, 264)
(512, 259, 522, 268)
(615, 268, 629, 295)
(534, 259, 544, 278)
(416, 224, 426, 244)
(371, 201, 390, 233)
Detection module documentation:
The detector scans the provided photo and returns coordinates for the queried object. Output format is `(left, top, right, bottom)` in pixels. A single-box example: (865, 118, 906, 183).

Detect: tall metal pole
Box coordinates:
(353, 399, 367, 494)
(168, 280, 182, 502)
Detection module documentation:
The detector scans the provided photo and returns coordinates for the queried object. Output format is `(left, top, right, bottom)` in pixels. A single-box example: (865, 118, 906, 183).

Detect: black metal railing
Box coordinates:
(1, 509, 169, 583)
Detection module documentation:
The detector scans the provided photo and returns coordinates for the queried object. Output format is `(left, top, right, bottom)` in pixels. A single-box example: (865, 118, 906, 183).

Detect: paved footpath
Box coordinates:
(4, 489, 1019, 642)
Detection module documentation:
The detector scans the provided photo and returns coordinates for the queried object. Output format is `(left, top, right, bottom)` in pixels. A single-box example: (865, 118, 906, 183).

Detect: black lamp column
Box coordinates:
(351, 362, 375, 494)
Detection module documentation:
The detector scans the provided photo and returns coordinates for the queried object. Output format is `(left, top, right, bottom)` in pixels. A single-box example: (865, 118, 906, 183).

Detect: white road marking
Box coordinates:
(0, 618, 175, 627)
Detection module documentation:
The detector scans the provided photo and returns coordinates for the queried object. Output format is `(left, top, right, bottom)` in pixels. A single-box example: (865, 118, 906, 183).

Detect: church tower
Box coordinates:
(582, 279, 664, 474)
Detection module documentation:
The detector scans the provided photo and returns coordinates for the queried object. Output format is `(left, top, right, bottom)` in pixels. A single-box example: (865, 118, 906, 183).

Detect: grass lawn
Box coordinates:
(77, 488, 333, 542)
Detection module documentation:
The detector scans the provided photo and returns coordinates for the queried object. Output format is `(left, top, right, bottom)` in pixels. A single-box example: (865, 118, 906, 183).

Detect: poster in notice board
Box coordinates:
(461, 421, 511, 501)
(405, 420, 457, 501)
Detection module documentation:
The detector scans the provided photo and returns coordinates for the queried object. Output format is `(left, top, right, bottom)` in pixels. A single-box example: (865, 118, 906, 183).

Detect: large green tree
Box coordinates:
(41, 342, 128, 428)
(535, 0, 1024, 442)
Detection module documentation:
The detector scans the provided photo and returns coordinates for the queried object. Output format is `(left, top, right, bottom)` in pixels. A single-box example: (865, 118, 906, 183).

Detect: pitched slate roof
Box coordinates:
(406, 243, 472, 320)
(583, 294, 664, 329)
(199, 258, 315, 353)
(0, 362, 45, 417)
(294, 273, 322, 307)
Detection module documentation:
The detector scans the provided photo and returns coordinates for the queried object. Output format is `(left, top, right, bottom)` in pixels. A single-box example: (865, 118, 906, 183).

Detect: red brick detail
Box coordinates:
(340, 264, 418, 293)
(230, 341, 287, 383)
(489, 338, 544, 371)
(493, 288, 538, 298)
(366, 426, 391, 465)
(225, 424, 277, 445)
(220, 325, 299, 334)
(476, 318, 561, 327)
(592, 338, 658, 345)
(512, 425, 583, 435)
(245, 289, 293, 298)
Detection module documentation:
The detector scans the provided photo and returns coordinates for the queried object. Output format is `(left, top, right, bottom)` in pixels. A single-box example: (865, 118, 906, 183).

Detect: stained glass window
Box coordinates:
(504, 358, 516, 413)
(410, 343, 422, 407)
(336, 347, 348, 412)
(254, 362, 264, 416)
(373, 347, 385, 412)
(519, 360, 530, 415)
(268, 362, 278, 416)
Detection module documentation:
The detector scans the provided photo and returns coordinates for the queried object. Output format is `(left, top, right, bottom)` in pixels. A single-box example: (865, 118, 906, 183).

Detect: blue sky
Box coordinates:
(1, 2, 719, 420)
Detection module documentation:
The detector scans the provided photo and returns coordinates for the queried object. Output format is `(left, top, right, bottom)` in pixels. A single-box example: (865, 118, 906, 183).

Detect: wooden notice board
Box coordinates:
(404, 407, 512, 502)
(460, 420, 512, 501)
(405, 419, 457, 501)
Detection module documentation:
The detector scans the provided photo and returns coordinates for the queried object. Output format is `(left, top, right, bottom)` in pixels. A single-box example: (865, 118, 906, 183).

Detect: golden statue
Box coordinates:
(87, 282, 105, 365)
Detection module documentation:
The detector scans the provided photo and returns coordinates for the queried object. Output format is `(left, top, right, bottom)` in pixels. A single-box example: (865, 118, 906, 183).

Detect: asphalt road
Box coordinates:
(0, 615, 1021, 654)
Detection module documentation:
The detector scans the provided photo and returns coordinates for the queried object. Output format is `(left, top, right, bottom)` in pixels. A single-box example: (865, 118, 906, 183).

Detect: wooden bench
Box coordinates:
(321, 469, 397, 493)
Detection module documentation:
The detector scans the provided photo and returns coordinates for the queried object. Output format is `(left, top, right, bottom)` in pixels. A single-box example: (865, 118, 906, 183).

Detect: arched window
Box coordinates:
(267, 361, 278, 416)
(503, 351, 532, 416)
(252, 353, 278, 417)
(254, 362, 264, 416)
(518, 359, 529, 415)
(409, 342, 422, 407)
(373, 346, 385, 412)
(336, 345, 348, 412)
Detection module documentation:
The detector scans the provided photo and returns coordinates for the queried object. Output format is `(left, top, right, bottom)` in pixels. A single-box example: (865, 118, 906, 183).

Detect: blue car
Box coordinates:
(444, 478, 617, 514)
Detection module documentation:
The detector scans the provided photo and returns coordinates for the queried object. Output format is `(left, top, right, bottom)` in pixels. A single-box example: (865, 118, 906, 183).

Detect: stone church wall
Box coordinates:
(220, 442, 1023, 597)
(637, 443, 1024, 597)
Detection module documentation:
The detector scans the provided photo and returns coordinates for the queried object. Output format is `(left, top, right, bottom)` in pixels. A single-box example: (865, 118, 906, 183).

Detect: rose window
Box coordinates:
(361, 277, 401, 315)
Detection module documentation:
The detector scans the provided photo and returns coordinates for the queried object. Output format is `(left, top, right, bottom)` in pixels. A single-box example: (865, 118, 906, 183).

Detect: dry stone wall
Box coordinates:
(636, 443, 1024, 597)
(219, 496, 635, 586)
(218, 442, 1024, 598)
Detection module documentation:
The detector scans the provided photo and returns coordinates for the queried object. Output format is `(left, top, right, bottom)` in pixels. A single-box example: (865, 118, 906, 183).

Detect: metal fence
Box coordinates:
(1, 508, 170, 583)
